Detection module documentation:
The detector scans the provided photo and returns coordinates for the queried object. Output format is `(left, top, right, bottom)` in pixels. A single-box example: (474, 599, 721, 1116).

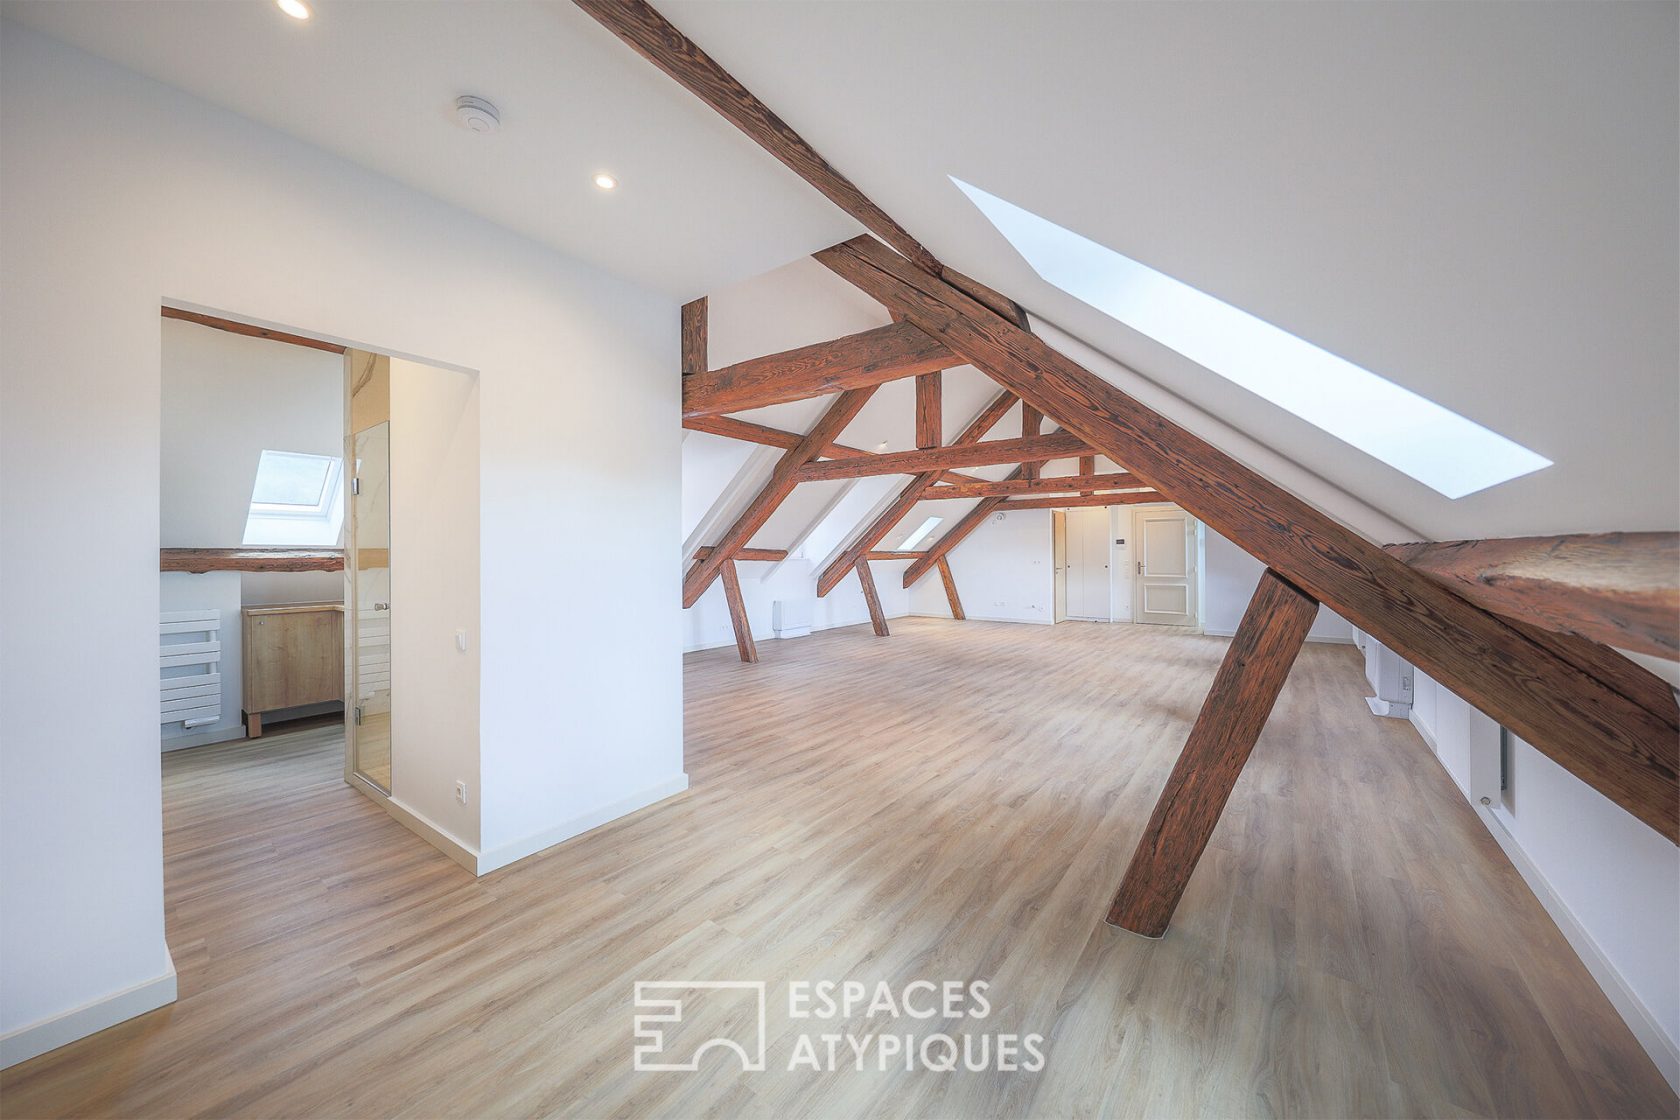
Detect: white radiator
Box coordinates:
(159, 609, 222, 728)
(772, 598, 814, 640)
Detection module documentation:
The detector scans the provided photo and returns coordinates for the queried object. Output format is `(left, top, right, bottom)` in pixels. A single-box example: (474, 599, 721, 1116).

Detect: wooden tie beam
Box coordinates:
(683, 321, 951, 419)
(794, 431, 1089, 483)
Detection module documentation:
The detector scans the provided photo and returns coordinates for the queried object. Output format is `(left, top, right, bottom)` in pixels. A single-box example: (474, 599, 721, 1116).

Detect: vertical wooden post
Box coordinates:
(1021, 403, 1043, 478)
(856, 557, 890, 637)
(720, 560, 757, 663)
(936, 557, 966, 620)
(681, 296, 707, 377)
(1107, 569, 1318, 937)
(1079, 454, 1096, 495)
(915, 370, 943, 449)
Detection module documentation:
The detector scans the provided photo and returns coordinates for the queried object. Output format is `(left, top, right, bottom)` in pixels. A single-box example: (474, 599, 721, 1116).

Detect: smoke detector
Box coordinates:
(454, 96, 500, 134)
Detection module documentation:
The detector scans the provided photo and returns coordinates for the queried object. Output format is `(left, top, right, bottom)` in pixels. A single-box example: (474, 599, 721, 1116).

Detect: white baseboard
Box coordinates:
(1476, 803, 1679, 1092)
(1404, 709, 1679, 1092)
(476, 773, 690, 875)
(911, 611, 1054, 626)
(0, 955, 177, 1069)
(380, 793, 481, 875)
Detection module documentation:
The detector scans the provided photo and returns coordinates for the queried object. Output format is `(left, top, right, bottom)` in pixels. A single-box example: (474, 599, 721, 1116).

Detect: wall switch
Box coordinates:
(455, 781, 468, 805)
(455, 629, 468, 652)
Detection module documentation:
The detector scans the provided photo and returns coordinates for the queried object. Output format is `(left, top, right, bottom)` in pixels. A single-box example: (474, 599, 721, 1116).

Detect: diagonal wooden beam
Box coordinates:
(683, 413, 982, 485)
(683, 321, 951, 419)
(684, 386, 877, 608)
(720, 560, 758, 663)
(1109, 569, 1319, 936)
(574, 0, 940, 275)
(1385, 533, 1679, 661)
(936, 557, 966, 621)
(855, 557, 890, 636)
(818, 233, 1678, 842)
(815, 389, 1017, 597)
(570, 0, 1028, 326)
(916, 370, 942, 450)
(794, 431, 1089, 484)
(681, 296, 706, 377)
(925, 472, 1138, 498)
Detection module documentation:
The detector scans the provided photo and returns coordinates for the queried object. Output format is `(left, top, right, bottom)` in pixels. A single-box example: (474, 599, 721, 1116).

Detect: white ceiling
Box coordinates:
(2, 0, 859, 299)
(11, 0, 1676, 544)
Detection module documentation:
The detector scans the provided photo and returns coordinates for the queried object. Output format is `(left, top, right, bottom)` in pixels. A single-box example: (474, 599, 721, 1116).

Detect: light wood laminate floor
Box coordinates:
(3, 618, 1672, 1117)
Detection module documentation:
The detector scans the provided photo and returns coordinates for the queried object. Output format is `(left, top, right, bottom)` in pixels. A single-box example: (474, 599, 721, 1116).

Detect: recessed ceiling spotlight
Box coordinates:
(593, 173, 618, 191)
(454, 95, 500, 134)
(276, 0, 311, 20)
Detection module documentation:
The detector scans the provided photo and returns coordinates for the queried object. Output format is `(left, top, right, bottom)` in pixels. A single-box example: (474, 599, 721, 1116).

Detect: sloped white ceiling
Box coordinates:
(666, 0, 1678, 543)
(2, 0, 859, 299)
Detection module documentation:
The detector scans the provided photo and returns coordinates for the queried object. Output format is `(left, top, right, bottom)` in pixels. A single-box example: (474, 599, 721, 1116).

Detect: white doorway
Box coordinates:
(1062, 506, 1112, 622)
(1133, 507, 1198, 626)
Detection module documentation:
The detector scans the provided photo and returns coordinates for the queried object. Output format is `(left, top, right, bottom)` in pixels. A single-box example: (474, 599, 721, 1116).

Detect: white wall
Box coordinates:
(1372, 644, 1680, 1089)
(388, 359, 481, 849)
(683, 558, 912, 653)
(910, 508, 1055, 624)
(1203, 526, 1354, 643)
(0, 24, 681, 1062)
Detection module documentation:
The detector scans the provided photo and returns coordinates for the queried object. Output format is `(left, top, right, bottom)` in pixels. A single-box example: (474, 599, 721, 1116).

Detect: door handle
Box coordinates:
(1137, 561, 1144, 575)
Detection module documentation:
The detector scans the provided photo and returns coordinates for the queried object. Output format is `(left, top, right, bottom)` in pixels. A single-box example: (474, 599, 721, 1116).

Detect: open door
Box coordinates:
(1133, 508, 1197, 626)
(345, 349, 393, 794)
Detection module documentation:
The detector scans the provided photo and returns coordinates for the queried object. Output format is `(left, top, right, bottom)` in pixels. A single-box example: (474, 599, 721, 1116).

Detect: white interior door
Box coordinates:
(1133, 509, 1197, 626)
(1064, 507, 1111, 621)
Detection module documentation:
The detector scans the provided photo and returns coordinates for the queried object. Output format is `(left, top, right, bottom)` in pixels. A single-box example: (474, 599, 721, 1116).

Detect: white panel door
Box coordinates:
(1065, 507, 1111, 621)
(1133, 509, 1196, 626)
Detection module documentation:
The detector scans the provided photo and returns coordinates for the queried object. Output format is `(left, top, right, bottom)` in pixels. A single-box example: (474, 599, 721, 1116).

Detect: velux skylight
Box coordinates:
(243, 449, 345, 546)
(900, 516, 943, 550)
(951, 178, 1551, 499)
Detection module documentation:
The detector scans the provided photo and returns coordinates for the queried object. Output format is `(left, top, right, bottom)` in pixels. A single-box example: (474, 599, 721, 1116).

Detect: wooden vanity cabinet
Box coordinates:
(242, 603, 344, 736)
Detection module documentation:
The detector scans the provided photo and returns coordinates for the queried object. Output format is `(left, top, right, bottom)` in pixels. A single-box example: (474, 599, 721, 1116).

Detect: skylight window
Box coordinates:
(900, 516, 943, 550)
(243, 449, 344, 546)
(951, 177, 1551, 499)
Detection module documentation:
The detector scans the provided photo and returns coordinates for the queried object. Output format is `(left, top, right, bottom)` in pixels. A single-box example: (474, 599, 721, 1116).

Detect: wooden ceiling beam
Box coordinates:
(999, 492, 1164, 510)
(683, 386, 878, 608)
(926, 472, 1138, 499)
(815, 389, 1017, 596)
(1386, 532, 1679, 662)
(794, 431, 1089, 484)
(817, 232, 1678, 841)
(682, 321, 952, 419)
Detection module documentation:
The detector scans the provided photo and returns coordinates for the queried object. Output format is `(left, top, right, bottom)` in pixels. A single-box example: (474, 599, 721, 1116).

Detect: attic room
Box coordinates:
(0, 2, 1675, 1118)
